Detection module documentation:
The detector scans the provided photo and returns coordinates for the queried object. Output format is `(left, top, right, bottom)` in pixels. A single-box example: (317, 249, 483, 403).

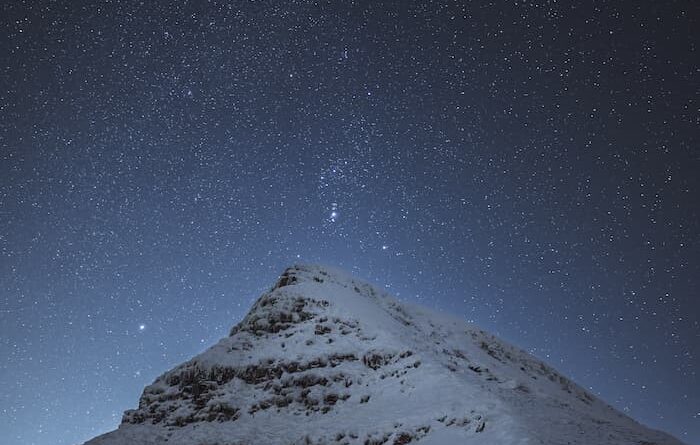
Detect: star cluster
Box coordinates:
(0, 1, 697, 444)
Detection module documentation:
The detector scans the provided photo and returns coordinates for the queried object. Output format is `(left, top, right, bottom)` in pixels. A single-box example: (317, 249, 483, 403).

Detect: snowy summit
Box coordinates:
(85, 265, 685, 445)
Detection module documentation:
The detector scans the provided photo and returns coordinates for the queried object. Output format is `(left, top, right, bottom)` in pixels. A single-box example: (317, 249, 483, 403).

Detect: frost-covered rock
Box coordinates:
(85, 264, 685, 445)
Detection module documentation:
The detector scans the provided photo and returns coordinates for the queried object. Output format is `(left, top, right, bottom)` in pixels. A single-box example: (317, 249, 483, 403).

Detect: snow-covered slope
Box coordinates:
(85, 264, 685, 445)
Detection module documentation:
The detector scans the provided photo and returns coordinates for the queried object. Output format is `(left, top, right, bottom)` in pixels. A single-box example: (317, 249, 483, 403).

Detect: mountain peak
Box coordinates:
(231, 264, 389, 338)
(86, 265, 686, 445)
(271, 264, 367, 291)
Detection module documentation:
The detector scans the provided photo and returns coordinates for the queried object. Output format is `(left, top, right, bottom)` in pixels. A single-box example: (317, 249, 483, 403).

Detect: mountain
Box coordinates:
(85, 264, 685, 445)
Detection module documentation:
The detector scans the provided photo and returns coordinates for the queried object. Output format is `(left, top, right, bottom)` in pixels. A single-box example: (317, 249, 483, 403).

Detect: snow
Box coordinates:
(85, 264, 687, 445)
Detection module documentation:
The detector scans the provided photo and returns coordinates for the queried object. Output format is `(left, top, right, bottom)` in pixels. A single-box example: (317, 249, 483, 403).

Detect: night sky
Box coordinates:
(1, 1, 698, 444)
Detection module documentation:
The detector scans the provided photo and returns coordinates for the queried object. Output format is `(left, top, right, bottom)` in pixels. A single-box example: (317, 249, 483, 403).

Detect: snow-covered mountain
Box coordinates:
(85, 264, 685, 445)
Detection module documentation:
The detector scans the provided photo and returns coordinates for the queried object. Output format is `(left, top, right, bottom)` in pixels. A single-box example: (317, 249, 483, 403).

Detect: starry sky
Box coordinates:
(1, 1, 697, 444)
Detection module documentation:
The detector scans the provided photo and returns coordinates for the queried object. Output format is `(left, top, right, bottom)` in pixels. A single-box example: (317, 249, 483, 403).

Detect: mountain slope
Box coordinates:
(85, 264, 685, 445)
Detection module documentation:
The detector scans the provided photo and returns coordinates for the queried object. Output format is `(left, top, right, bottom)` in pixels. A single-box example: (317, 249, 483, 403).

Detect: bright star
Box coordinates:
(139, 324, 146, 331)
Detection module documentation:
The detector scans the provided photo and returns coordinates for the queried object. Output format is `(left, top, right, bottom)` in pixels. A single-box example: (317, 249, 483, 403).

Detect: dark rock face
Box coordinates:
(230, 294, 326, 337)
(122, 268, 368, 429)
